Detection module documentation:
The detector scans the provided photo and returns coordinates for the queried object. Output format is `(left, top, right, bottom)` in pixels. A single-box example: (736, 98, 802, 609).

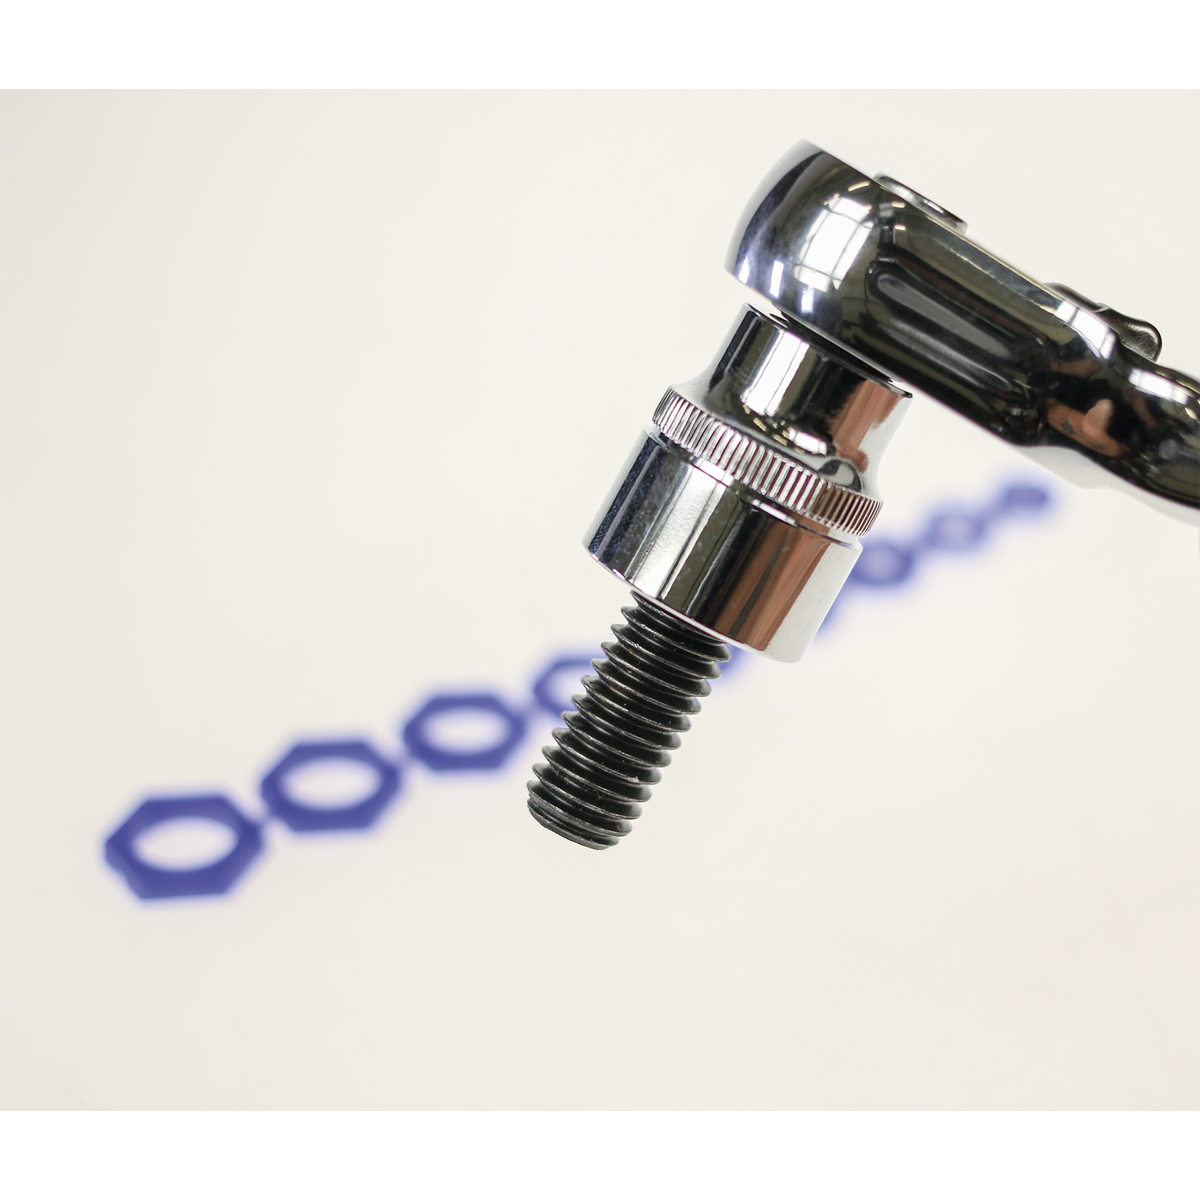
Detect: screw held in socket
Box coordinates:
(526, 593, 730, 849)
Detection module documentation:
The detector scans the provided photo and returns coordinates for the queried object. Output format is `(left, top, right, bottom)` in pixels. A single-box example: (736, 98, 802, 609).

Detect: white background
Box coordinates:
(1, 91, 1198, 1110)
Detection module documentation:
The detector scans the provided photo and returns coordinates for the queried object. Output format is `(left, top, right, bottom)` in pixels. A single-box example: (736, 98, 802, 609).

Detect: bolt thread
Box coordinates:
(527, 593, 730, 849)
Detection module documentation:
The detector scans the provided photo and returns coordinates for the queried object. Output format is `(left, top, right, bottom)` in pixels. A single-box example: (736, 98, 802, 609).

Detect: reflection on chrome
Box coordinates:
(1129, 367, 1193, 407)
(792, 194, 873, 293)
(1055, 300, 1118, 358)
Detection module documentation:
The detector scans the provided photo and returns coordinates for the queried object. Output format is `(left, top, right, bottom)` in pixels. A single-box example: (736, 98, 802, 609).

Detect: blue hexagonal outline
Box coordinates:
(104, 794, 264, 900)
(848, 539, 916, 588)
(401, 692, 527, 771)
(260, 739, 402, 832)
(530, 655, 598, 718)
(992, 483, 1052, 518)
(919, 506, 989, 553)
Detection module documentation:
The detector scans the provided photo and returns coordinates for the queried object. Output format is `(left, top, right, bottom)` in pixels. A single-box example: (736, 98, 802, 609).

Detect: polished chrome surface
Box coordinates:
(653, 389, 881, 538)
(673, 303, 910, 501)
(874, 174, 967, 233)
(586, 433, 858, 662)
(728, 142, 1200, 520)
(584, 307, 906, 662)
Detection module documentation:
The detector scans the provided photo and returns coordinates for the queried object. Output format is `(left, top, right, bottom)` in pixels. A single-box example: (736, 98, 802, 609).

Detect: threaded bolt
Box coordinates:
(526, 593, 730, 848)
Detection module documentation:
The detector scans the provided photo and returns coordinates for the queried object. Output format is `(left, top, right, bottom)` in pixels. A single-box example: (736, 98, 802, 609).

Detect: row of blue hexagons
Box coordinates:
(819, 483, 1051, 628)
(104, 654, 598, 899)
(103, 479, 1052, 901)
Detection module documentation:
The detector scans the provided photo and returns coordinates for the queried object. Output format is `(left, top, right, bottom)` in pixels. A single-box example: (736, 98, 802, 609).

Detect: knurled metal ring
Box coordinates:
(653, 389, 882, 538)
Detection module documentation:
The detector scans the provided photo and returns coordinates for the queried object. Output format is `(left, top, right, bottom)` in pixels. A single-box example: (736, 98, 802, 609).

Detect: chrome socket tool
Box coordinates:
(527, 141, 1200, 849)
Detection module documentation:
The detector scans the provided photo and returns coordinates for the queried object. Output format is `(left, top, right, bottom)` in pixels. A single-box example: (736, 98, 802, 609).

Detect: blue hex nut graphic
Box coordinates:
(260, 739, 402, 832)
(104, 794, 263, 900)
(848, 539, 916, 588)
(531, 655, 598, 717)
(402, 692, 527, 771)
(993, 482, 1052, 516)
(920, 507, 989, 552)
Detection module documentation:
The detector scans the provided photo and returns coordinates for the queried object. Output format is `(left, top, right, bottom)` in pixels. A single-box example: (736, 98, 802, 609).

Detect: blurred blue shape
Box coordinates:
(847, 539, 916, 588)
(530, 654, 599, 716)
(920, 507, 989, 552)
(992, 482, 1052, 516)
(104, 795, 263, 899)
(402, 693, 527, 771)
(260, 739, 402, 831)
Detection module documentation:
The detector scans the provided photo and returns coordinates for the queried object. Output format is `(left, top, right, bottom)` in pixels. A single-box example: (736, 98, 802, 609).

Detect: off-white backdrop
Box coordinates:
(1, 92, 1197, 1110)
